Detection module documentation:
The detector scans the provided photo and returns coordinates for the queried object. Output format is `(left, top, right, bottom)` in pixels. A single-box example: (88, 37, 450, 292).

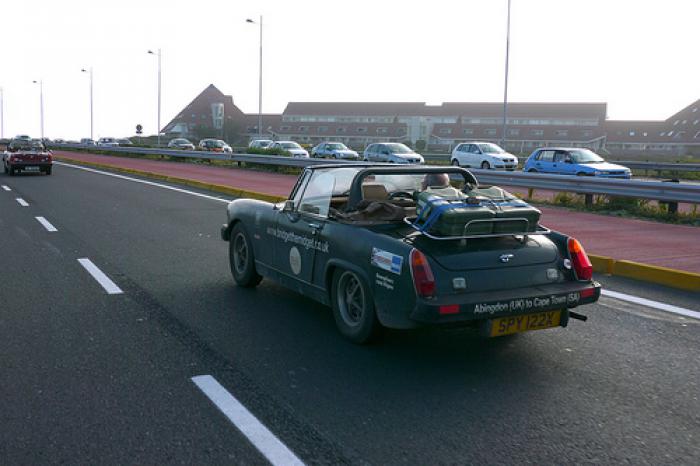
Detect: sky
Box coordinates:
(1, 0, 698, 140)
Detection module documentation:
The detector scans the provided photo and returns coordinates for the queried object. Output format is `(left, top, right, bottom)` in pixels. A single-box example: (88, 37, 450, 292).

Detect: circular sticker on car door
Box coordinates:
(289, 247, 302, 275)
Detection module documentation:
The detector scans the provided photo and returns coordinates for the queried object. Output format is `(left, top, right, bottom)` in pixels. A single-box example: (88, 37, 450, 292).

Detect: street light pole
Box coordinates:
(81, 68, 94, 140)
(247, 16, 263, 138)
(33, 80, 44, 140)
(148, 48, 162, 146)
(501, 0, 512, 148)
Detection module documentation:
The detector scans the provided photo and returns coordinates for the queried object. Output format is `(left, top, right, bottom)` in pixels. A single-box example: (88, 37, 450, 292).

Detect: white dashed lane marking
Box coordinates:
(35, 216, 58, 232)
(1, 185, 10, 191)
(192, 375, 305, 466)
(77, 258, 123, 295)
(16, 198, 29, 206)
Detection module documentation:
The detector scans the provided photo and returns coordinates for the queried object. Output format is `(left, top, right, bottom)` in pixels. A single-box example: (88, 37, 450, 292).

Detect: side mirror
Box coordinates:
(282, 200, 295, 212)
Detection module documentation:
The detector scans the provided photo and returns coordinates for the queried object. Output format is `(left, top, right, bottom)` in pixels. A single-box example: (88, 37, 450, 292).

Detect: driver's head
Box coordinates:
(421, 173, 450, 190)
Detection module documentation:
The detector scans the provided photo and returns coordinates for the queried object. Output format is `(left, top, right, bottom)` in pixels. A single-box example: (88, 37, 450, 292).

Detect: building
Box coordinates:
(163, 85, 699, 155)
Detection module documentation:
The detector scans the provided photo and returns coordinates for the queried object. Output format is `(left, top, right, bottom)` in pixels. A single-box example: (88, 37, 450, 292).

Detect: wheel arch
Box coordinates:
(324, 259, 373, 303)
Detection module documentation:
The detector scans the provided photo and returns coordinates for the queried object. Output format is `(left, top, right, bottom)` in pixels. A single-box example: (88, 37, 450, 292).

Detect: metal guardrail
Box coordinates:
(614, 161, 700, 172)
(49, 144, 700, 204)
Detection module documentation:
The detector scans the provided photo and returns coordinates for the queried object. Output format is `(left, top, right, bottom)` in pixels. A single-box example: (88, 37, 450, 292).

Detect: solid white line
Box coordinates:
(16, 198, 29, 207)
(35, 216, 58, 232)
(77, 258, 123, 295)
(55, 162, 232, 204)
(602, 289, 700, 320)
(1, 185, 10, 191)
(191, 375, 305, 466)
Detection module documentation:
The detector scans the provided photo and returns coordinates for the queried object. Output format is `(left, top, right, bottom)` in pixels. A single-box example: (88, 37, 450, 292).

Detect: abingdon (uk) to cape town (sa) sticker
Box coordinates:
(371, 248, 403, 275)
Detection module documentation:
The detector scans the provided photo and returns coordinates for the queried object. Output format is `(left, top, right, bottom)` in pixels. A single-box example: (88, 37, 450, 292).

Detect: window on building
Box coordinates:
(396, 128, 405, 135)
(507, 128, 519, 136)
(462, 128, 474, 135)
(694, 131, 700, 139)
(280, 125, 291, 131)
(337, 127, 347, 133)
(439, 128, 452, 135)
(317, 126, 328, 133)
(484, 128, 497, 136)
(531, 129, 544, 136)
(357, 127, 367, 133)
(660, 132, 666, 136)
(377, 127, 388, 134)
(643, 132, 648, 137)
(668, 131, 674, 136)
(298, 126, 308, 132)
(554, 130, 568, 137)
(682, 120, 687, 125)
(582, 130, 593, 137)
(673, 120, 680, 125)
(629, 131, 636, 136)
(693, 107, 698, 113)
(694, 120, 700, 125)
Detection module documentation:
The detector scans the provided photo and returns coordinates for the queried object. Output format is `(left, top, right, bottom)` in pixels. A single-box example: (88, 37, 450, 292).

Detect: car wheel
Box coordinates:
(527, 169, 538, 173)
(451, 159, 460, 166)
(9, 166, 15, 176)
(331, 268, 382, 344)
(481, 161, 490, 169)
(576, 172, 587, 177)
(45, 167, 52, 175)
(229, 223, 262, 288)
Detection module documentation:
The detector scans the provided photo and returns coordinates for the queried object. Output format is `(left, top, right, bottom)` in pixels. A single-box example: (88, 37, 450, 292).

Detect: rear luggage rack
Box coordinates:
(404, 217, 551, 241)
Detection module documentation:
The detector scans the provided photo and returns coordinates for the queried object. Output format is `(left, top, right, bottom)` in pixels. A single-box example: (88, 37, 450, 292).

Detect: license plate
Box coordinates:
(23, 166, 40, 171)
(489, 310, 561, 337)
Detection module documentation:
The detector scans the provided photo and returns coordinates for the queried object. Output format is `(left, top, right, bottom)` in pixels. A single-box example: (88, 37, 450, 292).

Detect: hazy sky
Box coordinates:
(2, 0, 698, 139)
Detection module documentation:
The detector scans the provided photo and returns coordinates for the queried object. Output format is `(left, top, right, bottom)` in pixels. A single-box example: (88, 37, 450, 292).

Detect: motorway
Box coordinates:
(1, 162, 699, 464)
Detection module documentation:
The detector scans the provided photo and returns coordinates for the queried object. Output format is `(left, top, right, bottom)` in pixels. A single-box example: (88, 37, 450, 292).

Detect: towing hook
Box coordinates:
(569, 311, 588, 322)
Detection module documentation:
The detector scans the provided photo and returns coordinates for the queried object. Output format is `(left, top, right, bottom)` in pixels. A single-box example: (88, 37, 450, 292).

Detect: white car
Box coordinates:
(270, 141, 309, 158)
(248, 139, 273, 149)
(451, 142, 518, 170)
(311, 142, 359, 159)
(97, 137, 120, 147)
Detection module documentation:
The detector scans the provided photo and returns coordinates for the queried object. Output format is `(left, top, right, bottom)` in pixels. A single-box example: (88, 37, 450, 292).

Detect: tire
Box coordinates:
(451, 159, 460, 166)
(331, 268, 382, 344)
(576, 172, 587, 177)
(9, 166, 15, 176)
(44, 167, 52, 175)
(527, 169, 538, 173)
(229, 223, 262, 288)
(481, 161, 490, 169)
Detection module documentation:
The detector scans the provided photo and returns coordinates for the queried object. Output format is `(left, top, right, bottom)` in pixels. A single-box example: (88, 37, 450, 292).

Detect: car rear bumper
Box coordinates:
(410, 281, 601, 324)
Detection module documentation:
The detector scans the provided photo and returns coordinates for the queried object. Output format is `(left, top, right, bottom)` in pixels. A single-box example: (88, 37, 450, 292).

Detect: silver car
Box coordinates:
(311, 142, 359, 159)
(363, 143, 424, 164)
(168, 138, 196, 150)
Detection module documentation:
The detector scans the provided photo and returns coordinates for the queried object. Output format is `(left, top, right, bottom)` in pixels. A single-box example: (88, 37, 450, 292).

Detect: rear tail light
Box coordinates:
(410, 249, 436, 298)
(567, 238, 593, 281)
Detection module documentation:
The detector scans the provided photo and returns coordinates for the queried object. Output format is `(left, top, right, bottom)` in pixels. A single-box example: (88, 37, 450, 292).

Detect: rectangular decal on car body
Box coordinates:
(375, 273, 395, 290)
(371, 248, 403, 275)
(473, 293, 580, 315)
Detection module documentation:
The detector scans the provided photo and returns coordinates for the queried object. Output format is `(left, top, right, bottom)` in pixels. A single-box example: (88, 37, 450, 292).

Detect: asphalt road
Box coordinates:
(1, 162, 699, 465)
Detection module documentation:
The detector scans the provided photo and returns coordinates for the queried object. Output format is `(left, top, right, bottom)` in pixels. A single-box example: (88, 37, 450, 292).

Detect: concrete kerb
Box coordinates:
(56, 155, 700, 292)
(590, 254, 700, 292)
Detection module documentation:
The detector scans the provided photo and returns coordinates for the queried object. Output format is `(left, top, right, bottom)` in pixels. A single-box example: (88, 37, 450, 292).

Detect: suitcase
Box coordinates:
(415, 192, 494, 236)
(467, 186, 541, 233)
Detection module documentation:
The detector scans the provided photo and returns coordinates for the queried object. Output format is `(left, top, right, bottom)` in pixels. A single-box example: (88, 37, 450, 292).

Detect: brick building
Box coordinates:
(162, 85, 699, 155)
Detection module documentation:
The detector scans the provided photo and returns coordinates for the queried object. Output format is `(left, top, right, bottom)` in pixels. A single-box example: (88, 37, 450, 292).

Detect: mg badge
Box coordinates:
(499, 254, 514, 263)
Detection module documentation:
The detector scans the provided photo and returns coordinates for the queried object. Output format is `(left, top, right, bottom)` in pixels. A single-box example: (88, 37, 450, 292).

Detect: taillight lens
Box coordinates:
(568, 238, 593, 281)
(410, 249, 436, 298)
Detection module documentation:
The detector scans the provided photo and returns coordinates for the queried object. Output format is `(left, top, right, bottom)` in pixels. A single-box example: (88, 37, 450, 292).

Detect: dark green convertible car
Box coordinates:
(221, 164, 600, 343)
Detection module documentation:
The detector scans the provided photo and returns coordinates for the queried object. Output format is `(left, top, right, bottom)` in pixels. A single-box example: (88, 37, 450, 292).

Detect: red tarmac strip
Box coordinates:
(55, 151, 700, 274)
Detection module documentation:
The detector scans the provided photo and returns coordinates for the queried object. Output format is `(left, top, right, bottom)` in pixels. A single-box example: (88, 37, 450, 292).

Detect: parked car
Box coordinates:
(53, 138, 66, 144)
(523, 148, 632, 178)
(451, 142, 518, 170)
(97, 137, 119, 147)
(3, 139, 53, 175)
(168, 138, 196, 150)
(117, 138, 134, 146)
(199, 139, 233, 153)
(311, 142, 359, 159)
(269, 141, 309, 158)
(248, 139, 273, 149)
(220, 164, 600, 343)
(15, 135, 31, 141)
(363, 143, 424, 164)
(80, 138, 96, 146)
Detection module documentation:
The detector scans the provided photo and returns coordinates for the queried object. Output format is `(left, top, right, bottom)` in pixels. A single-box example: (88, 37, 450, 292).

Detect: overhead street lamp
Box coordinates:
(501, 0, 512, 148)
(147, 48, 162, 146)
(81, 68, 94, 140)
(32, 80, 44, 140)
(246, 16, 263, 138)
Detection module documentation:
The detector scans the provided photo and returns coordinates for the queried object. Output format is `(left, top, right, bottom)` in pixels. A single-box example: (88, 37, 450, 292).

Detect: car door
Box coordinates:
(273, 170, 333, 284)
(536, 149, 556, 173)
(465, 144, 479, 166)
(555, 150, 576, 175)
(453, 144, 467, 165)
